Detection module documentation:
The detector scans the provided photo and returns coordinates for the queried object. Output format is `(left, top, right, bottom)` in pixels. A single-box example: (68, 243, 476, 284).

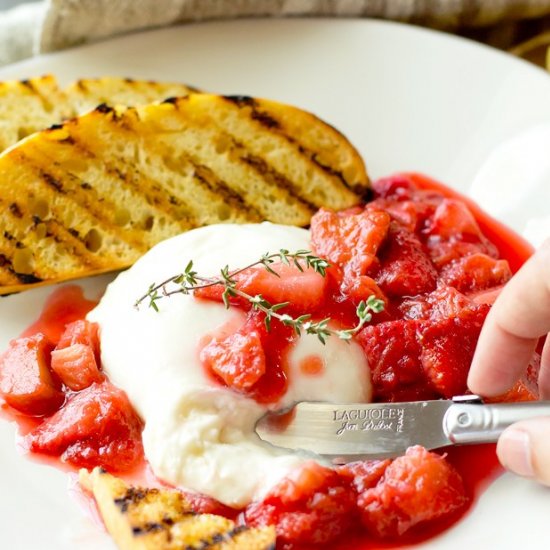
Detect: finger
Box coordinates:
(497, 417, 550, 486)
(468, 240, 550, 397)
(539, 337, 550, 400)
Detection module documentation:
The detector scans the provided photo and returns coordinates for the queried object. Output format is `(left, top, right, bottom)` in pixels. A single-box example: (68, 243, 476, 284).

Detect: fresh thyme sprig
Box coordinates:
(134, 250, 384, 343)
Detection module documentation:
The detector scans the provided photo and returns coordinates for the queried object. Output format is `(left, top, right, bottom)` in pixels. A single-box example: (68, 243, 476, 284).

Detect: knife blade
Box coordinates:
(255, 396, 550, 462)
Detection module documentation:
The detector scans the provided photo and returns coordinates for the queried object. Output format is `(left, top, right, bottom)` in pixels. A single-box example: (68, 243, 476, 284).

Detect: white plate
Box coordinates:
(1, 18, 550, 549)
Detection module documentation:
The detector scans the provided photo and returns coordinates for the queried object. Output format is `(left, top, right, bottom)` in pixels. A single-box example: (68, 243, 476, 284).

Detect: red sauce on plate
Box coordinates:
(0, 173, 536, 549)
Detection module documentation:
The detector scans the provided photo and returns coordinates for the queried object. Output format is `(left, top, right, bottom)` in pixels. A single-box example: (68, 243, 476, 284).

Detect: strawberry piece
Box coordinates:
(56, 320, 101, 364)
(0, 334, 64, 416)
(195, 262, 327, 314)
(181, 491, 238, 519)
(245, 461, 356, 545)
(310, 207, 390, 276)
(200, 329, 266, 391)
(50, 344, 104, 391)
(399, 285, 472, 321)
(424, 199, 498, 267)
(374, 224, 437, 297)
(440, 253, 512, 293)
(372, 175, 415, 200)
(426, 199, 485, 241)
(25, 381, 144, 472)
(358, 320, 427, 400)
(418, 305, 489, 398)
(358, 446, 468, 538)
(337, 460, 391, 493)
(340, 274, 388, 307)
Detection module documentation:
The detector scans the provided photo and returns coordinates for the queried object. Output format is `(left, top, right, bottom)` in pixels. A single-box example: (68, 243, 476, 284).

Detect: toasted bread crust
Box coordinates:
(0, 94, 368, 294)
(65, 76, 197, 113)
(80, 468, 276, 550)
(0, 75, 195, 156)
(0, 75, 72, 153)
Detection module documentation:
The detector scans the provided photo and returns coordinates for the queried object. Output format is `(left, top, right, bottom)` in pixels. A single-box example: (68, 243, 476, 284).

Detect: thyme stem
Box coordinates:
(134, 250, 384, 343)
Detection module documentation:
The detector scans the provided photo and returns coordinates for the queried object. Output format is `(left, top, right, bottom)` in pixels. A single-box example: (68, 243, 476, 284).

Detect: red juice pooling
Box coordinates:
(0, 174, 537, 549)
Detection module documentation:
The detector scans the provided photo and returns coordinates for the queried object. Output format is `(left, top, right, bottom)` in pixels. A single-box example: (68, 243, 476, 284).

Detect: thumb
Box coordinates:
(497, 417, 550, 485)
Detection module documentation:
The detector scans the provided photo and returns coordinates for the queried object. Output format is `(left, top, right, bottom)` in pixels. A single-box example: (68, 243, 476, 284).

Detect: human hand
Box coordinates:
(468, 239, 550, 485)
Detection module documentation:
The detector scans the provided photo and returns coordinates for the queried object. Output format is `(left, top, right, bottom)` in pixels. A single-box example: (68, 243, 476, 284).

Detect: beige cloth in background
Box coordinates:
(39, 0, 550, 53)
(2, 0, 550, 67)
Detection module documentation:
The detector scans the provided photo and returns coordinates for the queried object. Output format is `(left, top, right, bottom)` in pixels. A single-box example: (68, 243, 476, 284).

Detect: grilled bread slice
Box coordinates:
(0, 93, 369, 294)
(64, 76, 197, 114)
(0, 75, 195, 154)
(0, 75, 72, 153)
(79, 468, 276, 550)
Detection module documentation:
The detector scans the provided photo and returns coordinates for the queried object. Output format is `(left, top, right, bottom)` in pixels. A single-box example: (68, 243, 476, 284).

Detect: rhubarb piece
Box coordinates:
(0, 334, 63, 416)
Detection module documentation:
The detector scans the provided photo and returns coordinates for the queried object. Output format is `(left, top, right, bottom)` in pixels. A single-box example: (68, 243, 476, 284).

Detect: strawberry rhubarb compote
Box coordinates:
(0, 173, 537, 548)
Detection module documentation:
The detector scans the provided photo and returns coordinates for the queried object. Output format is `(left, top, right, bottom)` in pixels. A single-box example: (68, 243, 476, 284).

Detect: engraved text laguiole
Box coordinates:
(332, 406, 406, 436)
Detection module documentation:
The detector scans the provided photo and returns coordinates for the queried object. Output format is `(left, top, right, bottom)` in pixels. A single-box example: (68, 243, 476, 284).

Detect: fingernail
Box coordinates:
(498, 428, 534, 478)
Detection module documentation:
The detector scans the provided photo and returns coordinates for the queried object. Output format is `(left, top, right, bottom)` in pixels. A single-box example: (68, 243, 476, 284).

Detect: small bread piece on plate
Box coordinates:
(0, 93, 369, 294)
(64, 76, 197, 114)
(79, 468, 276, 550)
(0, 75, 72, 152)
(0, 75, 195, 155)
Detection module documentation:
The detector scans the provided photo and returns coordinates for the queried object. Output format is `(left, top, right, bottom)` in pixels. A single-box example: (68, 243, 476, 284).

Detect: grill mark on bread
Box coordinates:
(0, 150, 145, 277)
(144, 102, 314, 224)
(64, 132, 204, 230)
(28, 134, 191, 249)
(20, 150, 150, 254)
(192, 163, 263, 219)
(67, 111, 257, 226)
(0, 249, 42, 285)
(224, 95, 280, 130)
(19, 77, 56, 115)
(185, 95, 367, 209)
(8, 202, 22, 218)
(40, 170, 66, 193)
(81, 468, 277, 550)
(240, 153, 317, 213)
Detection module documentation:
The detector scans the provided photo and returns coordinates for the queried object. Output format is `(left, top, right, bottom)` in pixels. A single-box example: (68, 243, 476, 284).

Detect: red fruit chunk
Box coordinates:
(310, 207, 390, 276)
(51, 344, 104, 391)
(399, 285, 472, 321)
(427, 199, 484, 241)
(182, 491, 238, 518)
(372, 175, 415, 200)
(337, 459, 391, 493)
(340, 275, 388, 307)
(245, 461, 356, 545)
(0, 334, 64, 416)
(195, 262, 327, 314)
(418, 305, 489, 398)
(358, 446, 468, 538)
(358, 320, 427, 400)
(440, 253, 512, 293)
(424, 200, 498, 267)
(200, 329, 266, 391)
(375, 225, 437, 297)
(57, 320, 101, 364)
(25, 381, 144, 472)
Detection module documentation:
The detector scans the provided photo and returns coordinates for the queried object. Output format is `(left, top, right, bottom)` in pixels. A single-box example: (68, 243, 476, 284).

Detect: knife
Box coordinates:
(255, 395, 550, 462)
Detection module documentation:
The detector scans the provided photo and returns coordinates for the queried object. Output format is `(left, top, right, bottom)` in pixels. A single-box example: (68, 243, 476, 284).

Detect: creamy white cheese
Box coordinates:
(89, 223, 371, 507)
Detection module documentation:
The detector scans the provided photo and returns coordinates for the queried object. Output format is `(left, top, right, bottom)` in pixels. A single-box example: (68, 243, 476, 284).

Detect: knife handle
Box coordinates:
(444, 401, 550, 444)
